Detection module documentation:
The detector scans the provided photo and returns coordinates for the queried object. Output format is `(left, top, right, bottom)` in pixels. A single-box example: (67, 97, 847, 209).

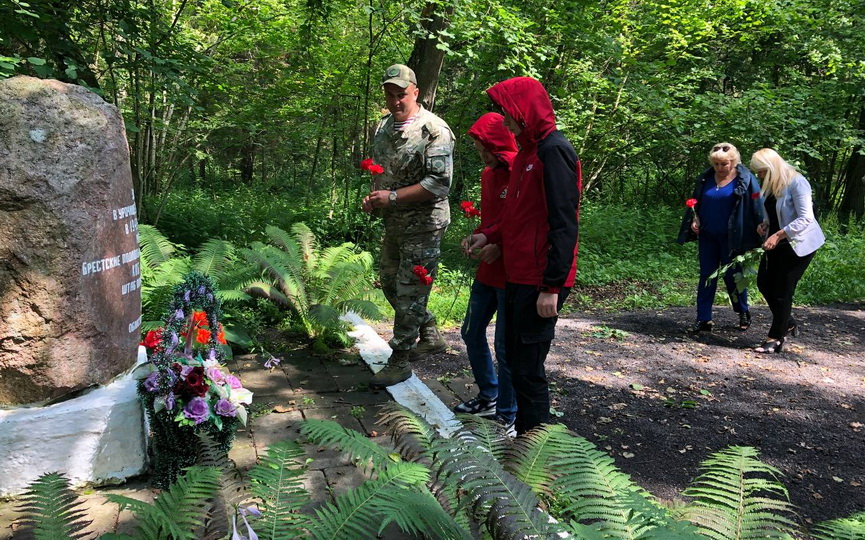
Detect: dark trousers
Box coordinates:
(504, 283, 570, 435)
(757, 243, 815, 340)
(697, 233, 748, 321)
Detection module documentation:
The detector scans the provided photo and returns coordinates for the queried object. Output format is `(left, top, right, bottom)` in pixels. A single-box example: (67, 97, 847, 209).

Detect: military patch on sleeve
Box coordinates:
(429, 156, 446, 173)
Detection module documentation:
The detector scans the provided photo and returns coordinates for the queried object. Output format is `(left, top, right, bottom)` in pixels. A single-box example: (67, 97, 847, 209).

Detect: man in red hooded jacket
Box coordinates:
(466, 77, 581, 435)
(454, 113, 519, 433)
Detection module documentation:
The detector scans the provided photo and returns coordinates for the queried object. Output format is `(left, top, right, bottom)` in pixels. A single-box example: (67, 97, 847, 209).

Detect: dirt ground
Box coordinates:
(411, 302, 865, 527)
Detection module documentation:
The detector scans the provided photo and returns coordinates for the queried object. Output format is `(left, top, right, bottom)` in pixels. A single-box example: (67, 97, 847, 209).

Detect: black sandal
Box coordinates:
(754, 339, 784, 353)
(739, 310, 751, 331)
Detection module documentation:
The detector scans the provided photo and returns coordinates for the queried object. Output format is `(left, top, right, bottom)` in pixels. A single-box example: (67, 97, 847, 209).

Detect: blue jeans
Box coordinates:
(460, 280, 516, 422)
(697, 233, 748, 322)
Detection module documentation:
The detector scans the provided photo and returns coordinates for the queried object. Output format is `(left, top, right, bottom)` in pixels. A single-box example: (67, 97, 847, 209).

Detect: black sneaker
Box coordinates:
(453, 396, 496, 417)
(689, 320, 714, 334)
(493, 413, 517, 438)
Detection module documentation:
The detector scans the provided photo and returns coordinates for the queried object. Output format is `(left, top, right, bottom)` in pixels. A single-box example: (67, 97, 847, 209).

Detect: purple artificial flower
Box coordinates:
(165, 331, 180, 354)
(173, 308, 184, 321)
(215, 398, 237, 417)
(143, 371, 161, 392)
(166, 391, 176, 411)
(198, 285, 206, 295)
(264, 356, 281, 369)
(226, 374, 243, 389)
(207, 367, 225, 384)
(183, 290, 191, 302)
(207, 293, 214, 302)
(208, 348, 217, 362)
(180, 365, 194, 378)
(183, 396, 210, 424)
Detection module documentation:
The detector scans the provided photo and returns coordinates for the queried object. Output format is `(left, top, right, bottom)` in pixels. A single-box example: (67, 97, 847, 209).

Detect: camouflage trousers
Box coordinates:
(380, 226, 446, 351)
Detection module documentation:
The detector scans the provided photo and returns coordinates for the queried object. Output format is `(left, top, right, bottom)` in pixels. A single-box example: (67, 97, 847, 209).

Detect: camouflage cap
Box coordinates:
(381, 64, 417, 89)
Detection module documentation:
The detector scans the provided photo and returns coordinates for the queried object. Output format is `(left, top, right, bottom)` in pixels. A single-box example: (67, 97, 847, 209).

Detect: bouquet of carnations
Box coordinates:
(138, 271, 251, 487)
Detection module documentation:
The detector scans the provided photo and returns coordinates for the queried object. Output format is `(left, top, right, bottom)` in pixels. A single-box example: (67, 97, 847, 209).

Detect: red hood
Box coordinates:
(467, 112, 518, 166)
(486, 77, 557, 144)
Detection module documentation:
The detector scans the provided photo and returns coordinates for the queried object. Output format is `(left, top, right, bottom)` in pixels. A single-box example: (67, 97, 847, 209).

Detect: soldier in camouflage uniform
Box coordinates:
(361, 64, 454, 388)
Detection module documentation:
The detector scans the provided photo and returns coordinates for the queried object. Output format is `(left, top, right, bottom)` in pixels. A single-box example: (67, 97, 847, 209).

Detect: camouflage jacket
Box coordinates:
(372, 107, 453, 233)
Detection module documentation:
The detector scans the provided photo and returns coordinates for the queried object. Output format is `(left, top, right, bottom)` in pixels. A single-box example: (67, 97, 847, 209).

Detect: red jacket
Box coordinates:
(483, 77, 581, 291)
(467, 113, 518, 289)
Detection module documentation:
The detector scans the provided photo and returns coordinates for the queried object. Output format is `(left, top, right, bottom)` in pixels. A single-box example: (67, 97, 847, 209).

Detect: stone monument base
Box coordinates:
(0, 347, 148, 497)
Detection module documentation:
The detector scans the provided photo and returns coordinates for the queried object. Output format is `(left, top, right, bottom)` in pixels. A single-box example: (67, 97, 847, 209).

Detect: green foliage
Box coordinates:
(678, 446, 797, 540)
(15, 408, 865, 540)
(14, 472, 92, 539)
(809, 511, 865, 540)
(104, 466, 220, 540)
(246, 439, 311, 539)
(239, 223, 381, 348)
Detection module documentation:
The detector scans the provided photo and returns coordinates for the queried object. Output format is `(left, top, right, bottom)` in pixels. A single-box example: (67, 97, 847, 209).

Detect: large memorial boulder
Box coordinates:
(0, 76, 141, 406)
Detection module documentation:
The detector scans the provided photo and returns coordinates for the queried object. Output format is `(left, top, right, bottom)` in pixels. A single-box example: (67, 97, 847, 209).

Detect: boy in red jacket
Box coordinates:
(466, 77, 581, 435)
(454, 113, 519, 434)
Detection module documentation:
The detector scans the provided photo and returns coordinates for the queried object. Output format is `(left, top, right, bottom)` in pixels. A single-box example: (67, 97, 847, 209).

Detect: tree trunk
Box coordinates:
(407, 1, 455, 112)
(839, 105, 865, 218)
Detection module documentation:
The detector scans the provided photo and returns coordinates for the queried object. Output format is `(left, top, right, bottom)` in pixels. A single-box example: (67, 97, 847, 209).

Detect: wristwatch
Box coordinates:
(388, 190, 398, 206)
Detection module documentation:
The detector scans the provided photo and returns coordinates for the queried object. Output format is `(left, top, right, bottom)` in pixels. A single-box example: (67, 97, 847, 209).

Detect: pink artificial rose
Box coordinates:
(225, 374, 243, 389)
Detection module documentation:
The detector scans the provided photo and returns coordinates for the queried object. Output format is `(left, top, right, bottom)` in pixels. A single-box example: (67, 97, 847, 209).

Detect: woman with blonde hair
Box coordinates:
(750, 148, 825, 353)
(677, 142, 766, 334)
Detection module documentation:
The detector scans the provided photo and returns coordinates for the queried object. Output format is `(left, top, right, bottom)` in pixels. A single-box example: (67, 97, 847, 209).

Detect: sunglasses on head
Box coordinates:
(713, 145, 731, 152)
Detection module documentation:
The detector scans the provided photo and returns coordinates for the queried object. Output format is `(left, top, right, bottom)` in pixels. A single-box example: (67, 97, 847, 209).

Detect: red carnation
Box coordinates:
(412, 265, 428, 277)
(421, 275, 434, 286)
(360, 158, 374, 170)
(140, 329, 162, 349)
(685, 198, 698, 208)
(369, 164, 385, 175)
(751, 192, 760, 200)
(461, 200, 481, 218)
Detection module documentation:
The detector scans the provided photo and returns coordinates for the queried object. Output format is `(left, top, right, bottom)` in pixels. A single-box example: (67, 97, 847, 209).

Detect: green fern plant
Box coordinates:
(809, 510, 865, 539)
(677, 445, 798, 540)
(299, 419, 472, 540)
(14, 472, 92, 540)
(101, 466, 220, 540)
(246, 439, 311, 539)
(239, 223, 381, 348)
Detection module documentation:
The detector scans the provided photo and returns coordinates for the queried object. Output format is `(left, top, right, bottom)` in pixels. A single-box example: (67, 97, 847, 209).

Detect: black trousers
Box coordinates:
(504, 283, 570, 435)
(756, 243, 815, 340)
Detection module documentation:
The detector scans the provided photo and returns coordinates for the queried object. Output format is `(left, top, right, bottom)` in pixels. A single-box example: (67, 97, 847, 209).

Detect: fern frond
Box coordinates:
(300, 419, 393, 472)
(338, 299, 382, 320)
(308, 304, 343, 337)
(306, 462, 429, 540)
(288, 222, 317, 273)
(15, 472, 92, 539)
(679, 446, 797, 540)
(542, 428, 663, 537)
(247, 440, 311, 540)
(242, 245, 309, 312)
(369, 484, 473, 540)
(810, 511, 865, 540)
(106, 466, 219, 540)
(379, 403, 439, 463)
(430, 435, 564, 539)
(458, 413, 513, 461)
(196, 432, 248, 540)
(506, 423, 572, 497)
(245, 280, 297, 312)
(139, 224, 184, 268)
(192, 238, 236, 281)
(216, 289, 252, 303)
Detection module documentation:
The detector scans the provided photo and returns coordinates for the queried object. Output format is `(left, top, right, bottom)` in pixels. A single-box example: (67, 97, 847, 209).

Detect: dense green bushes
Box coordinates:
(145, 187, 865, 328)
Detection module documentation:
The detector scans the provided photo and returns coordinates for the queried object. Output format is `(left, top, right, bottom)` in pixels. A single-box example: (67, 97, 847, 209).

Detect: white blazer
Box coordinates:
(775, 174, 825, 257)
